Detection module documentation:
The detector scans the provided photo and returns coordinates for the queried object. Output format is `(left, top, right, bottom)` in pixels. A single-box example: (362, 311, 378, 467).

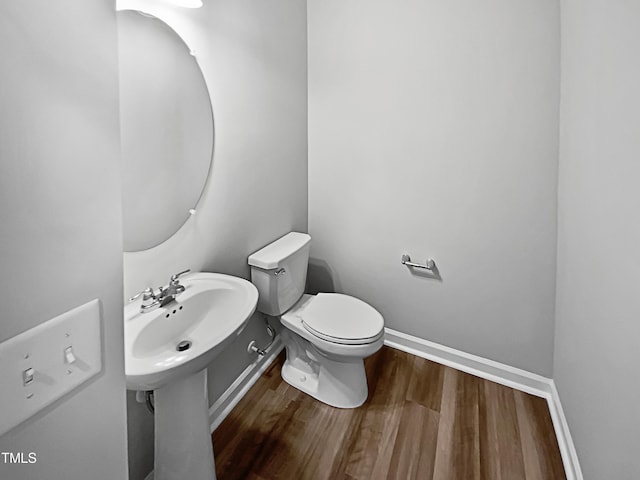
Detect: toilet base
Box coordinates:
(280, 330, 369, 408)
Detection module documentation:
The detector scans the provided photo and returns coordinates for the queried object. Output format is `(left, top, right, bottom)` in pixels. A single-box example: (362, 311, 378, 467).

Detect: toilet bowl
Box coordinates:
(248, 232, 385, 408)
(280, 293, 384, 408)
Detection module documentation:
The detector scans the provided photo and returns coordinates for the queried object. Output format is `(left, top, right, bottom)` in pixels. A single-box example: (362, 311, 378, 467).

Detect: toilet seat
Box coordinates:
(300, 293, 384, 345)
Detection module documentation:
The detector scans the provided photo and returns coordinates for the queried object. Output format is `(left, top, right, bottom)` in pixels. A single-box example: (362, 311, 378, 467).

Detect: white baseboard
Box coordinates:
(208, 337, 284, 432)
(547, 380, 584, 480)
(384, 328, 551, 397)
(384, 327, 583, 480)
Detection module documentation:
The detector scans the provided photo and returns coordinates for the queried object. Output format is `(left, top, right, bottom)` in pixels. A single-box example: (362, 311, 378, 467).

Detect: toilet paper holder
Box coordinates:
(401, 254, 435, 271)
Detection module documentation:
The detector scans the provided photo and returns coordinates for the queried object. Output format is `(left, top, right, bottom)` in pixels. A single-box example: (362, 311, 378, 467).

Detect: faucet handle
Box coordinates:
(170, 269, 191, 284)
(128, 287, 156, 303)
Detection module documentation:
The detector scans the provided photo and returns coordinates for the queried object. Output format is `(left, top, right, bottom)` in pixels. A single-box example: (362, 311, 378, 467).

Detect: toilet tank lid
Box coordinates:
(248, 232, 311, 270)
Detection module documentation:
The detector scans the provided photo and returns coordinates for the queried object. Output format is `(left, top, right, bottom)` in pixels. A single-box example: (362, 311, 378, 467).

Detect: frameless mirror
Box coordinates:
(117, 10, 213, 252)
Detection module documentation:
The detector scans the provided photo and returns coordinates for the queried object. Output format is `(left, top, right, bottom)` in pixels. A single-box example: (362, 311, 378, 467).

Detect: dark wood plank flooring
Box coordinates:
(212, 346, 566, 480)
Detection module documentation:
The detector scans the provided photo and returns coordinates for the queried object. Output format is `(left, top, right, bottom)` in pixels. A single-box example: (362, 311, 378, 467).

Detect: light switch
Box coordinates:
(64, 346, 76, 364)
(0, 299, 102, 436)
(22, 368, 34, 386)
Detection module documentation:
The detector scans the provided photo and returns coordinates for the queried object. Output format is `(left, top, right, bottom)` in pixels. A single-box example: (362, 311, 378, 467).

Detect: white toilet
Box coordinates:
(248, 232, 384, 408)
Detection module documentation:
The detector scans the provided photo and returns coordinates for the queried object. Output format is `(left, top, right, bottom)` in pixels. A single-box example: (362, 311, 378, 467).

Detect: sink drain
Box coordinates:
(176, 340, 192, 352)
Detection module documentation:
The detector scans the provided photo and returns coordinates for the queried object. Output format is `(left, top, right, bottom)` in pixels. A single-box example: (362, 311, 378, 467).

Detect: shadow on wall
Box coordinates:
(126, 391, 154, 480)
(306, 257, 336, 294)
(406, 262, 443, 282)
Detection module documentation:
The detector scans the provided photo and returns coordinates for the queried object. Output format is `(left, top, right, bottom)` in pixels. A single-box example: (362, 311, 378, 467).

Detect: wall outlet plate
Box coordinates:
(0, 299, 103, 436)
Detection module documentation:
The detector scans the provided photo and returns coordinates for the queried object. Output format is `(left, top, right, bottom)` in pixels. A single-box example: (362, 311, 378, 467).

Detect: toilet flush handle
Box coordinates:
(274, 268, 286, 276)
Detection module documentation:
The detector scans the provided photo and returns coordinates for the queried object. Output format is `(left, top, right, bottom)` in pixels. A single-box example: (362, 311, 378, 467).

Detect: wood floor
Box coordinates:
(212, 347, 566, 480)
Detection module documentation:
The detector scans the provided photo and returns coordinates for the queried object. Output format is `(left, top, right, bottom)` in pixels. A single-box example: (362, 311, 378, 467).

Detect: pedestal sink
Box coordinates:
(124, 272, 258, 480)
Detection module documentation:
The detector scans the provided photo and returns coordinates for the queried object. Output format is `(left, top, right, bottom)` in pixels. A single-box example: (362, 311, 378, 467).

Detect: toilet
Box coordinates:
(248, 232, 384, 408)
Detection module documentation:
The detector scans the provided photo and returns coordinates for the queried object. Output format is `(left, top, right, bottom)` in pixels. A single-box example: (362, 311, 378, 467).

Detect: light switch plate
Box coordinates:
(0, 299, 102, 436)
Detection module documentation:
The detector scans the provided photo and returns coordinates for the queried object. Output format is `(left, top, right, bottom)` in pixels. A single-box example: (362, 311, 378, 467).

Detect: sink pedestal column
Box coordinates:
(154, 369, 216, 480)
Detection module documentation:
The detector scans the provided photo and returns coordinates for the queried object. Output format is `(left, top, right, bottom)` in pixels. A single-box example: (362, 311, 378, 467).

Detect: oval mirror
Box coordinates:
(117, 10, 213, 252)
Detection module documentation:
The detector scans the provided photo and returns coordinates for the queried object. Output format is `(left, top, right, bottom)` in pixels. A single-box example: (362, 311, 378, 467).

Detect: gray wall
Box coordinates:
(554, 0, 640, 477)
(308, 0, 560, 376)
(117, 1, 308, 479)
(0, 1, 129, 479)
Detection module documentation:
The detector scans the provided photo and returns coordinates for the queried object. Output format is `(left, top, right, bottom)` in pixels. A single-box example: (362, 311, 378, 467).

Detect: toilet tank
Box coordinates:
(248, 232, 311, 316)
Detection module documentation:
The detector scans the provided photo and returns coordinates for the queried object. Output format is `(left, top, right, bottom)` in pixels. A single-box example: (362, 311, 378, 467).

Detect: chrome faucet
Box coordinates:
(160, 269, 190, 306)
(129, 269, 191, 313)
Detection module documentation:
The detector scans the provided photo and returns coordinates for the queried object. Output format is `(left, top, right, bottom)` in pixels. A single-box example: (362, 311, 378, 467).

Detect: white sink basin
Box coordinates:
(124, 272, 258, 480)
(124, 272, 258, 390)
